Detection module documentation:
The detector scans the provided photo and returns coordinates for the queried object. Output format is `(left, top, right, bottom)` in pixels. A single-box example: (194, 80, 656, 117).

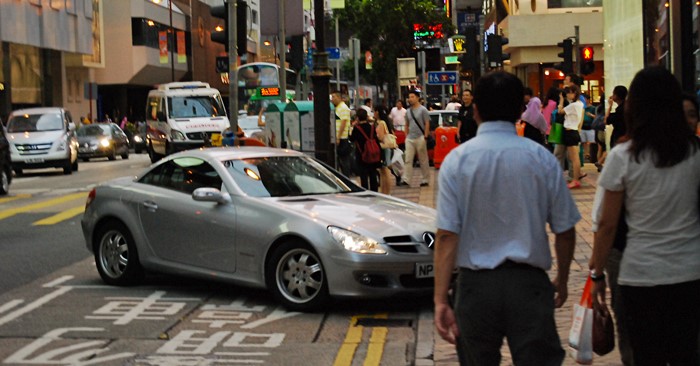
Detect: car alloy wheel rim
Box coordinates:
(276, 249, 323, 304)
(99, 230, 128, 278)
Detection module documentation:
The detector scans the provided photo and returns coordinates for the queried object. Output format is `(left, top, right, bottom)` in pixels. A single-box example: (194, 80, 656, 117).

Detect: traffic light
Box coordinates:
(286, 35, 304, 71)
(460, 28, 479, 71)
(579, 45, 595, 75)
(554, 39, 573, 74)
(210, 1, 247, 56)
(486, 34, 509, 67)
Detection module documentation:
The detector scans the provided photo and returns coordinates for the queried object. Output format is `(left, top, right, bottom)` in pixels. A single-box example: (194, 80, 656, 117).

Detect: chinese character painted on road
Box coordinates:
(86, 291, 199, 325)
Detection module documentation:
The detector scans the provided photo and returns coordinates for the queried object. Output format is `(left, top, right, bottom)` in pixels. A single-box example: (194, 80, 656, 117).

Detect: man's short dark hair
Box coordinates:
(524, 87, 533, 97)
(356, 108, 368, 121)
(566, 73, 583, 86)
(408, 90, 421, 98)
(473, 71, 524, 123)
(364, 98, 372, 105)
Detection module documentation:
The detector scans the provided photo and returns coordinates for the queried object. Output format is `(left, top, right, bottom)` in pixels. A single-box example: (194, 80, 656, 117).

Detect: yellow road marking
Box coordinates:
(0, 192, 87, 220)
(32, 205, 85, 226)
(334, 313, 389, 366)
(364, 314, 388, 366)
(0, 194, 32, 204)
(334, 315, 364, 366)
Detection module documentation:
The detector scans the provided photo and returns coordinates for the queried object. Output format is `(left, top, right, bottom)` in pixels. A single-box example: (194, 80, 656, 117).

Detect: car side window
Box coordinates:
(139, 158, 223, 195)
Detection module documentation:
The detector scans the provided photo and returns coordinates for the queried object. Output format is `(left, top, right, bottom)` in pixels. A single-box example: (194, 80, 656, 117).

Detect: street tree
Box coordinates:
(335, 0, 454, 101)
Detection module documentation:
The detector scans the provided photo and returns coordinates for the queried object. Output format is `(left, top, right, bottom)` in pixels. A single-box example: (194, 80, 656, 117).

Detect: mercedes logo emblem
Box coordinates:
(422, 232, 435, 249)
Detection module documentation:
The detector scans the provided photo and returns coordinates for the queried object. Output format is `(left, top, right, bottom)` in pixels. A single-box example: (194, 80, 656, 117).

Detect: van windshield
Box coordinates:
(167, 96, 226, 119)
(7, 113, 64, 133)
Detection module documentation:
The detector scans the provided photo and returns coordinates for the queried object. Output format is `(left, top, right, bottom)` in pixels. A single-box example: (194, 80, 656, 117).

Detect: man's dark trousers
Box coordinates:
(454, 263, 565, 366)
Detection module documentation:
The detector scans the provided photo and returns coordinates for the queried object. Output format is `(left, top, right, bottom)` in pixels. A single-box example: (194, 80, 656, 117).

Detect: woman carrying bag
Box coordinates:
(374, 108, 397, 195)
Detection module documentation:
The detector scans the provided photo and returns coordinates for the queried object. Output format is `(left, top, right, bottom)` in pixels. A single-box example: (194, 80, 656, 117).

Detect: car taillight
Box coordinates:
(85, 188, 96, 210)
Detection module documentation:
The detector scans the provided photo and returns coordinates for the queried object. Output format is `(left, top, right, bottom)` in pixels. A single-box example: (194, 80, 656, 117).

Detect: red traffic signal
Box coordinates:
(580, 46, 594, 61)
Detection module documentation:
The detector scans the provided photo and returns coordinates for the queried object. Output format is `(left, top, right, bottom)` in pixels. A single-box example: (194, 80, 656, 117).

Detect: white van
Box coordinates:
(6, 107, 79, 175)
(145, 81, 229, 162)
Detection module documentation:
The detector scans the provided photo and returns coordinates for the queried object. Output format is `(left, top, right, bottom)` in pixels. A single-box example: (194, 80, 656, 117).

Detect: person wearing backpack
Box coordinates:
(350, 108, 382, 191)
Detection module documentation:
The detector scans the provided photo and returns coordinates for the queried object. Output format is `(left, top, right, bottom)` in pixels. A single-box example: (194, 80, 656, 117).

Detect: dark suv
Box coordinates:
(0, 119, 11, 195)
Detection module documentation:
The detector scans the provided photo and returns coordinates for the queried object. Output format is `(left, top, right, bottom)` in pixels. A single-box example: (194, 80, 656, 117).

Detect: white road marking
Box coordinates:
(0, 287, 72, 327)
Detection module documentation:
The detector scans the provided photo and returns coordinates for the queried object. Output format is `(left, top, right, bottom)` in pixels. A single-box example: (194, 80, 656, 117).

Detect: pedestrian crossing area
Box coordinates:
(0, 192, 88, 226)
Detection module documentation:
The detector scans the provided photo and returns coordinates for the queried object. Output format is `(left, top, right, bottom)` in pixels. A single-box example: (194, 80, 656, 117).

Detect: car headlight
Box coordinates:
(327, 226, 386, 254)
(99, 139, 111, 147)
(56, 139, 67, 151)
(171, 129, 186, 141)
(133, 135, 143, 143)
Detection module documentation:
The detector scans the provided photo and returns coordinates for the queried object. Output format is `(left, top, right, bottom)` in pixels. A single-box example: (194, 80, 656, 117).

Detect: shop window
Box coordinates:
(643, 0, 671, 69)
(547, 0, 602, 8)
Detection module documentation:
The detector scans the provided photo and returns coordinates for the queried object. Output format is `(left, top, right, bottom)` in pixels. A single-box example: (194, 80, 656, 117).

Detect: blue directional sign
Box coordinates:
(427, 71, 458, 85)
(327, 47, 341, 60)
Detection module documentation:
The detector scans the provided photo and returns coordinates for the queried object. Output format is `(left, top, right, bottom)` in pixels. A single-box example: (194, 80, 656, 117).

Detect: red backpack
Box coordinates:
(356, 124, 381, 164)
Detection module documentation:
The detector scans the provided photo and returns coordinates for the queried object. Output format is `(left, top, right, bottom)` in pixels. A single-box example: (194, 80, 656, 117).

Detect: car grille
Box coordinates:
(15, 143, 53, 155)
(185, 131, 219, 140)
(383, 234, 434, 253)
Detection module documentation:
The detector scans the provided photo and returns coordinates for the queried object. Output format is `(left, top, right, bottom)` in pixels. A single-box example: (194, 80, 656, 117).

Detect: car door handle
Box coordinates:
(142, 201, 158, 211)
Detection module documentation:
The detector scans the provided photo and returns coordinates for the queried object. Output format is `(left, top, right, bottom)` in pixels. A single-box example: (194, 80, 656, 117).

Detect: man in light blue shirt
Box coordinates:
(434, 71, 580, 365)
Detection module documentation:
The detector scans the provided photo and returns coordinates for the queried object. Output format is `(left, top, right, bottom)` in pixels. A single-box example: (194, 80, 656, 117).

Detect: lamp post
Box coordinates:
(312, 0, 333, 166)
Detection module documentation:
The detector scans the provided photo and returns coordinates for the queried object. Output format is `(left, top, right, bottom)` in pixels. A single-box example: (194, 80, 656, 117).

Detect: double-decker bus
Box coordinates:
(237, 62, 297, 112)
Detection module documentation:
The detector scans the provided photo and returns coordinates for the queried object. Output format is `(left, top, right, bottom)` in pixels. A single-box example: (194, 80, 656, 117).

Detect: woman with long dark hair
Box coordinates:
(590, 67, 700, 365)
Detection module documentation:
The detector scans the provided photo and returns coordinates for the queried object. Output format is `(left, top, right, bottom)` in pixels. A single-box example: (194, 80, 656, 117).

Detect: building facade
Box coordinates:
(0, 0, 96, 120)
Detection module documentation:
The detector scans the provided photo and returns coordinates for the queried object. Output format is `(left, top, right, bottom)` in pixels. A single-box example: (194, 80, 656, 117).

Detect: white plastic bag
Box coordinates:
(390, 148, 404, 177)
(569, 277, 594, 365)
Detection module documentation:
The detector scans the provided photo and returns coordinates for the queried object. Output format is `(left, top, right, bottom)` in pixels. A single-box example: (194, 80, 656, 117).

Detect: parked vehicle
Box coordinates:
(6, 107, 79, 175)
(76, 123, 130, 161)
(0, 121, 11, 195)
(145, 81, 229, 163)
(132, 124, 147, 153)
(81, 147, 437, 311)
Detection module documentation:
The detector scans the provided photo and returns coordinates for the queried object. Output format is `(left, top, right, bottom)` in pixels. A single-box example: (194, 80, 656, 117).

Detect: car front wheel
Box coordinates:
(94, 221, 144, 286)
(0, 168, 9, 195)
(266, 242, 329, 311)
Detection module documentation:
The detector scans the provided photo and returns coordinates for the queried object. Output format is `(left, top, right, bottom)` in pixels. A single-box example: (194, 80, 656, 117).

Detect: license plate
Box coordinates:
(25, 158, 45, 164)
(415, 262, 434, 279)
(210, 133, 222, 146)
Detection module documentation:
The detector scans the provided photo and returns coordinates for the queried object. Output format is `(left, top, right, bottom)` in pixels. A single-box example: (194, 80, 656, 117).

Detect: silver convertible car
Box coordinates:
(81, 147, 437, 311)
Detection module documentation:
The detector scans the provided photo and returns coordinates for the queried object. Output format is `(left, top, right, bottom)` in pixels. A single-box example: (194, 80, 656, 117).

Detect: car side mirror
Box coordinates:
(192, 187, 231, 204)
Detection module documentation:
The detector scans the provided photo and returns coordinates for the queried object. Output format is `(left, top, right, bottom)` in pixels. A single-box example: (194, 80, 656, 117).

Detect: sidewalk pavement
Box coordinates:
(388, 162, 624, 366)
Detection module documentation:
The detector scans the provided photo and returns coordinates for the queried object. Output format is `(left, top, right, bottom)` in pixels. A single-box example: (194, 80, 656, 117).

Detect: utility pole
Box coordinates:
(227, 0, 238, 133)
(278, 0, 287, 103)
(574, 25, 580, 77)
(352, 38, 360, 109)
(312, 0, 333, 166)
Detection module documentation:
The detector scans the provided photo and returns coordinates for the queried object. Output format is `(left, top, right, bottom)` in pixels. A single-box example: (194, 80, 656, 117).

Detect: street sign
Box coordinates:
(327, 47, 341, 60)
(427, 71, 458, 85)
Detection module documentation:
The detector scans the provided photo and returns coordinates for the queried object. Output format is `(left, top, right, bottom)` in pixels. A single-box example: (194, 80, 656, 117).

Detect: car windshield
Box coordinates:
(167, 95, 226, 118)
(76, 124, 110, 137)
(7, 113, 63, 133)
(224, 156, 363, 197)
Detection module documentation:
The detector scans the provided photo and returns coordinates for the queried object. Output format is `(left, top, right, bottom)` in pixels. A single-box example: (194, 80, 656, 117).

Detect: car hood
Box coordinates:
(271, 192, 437, 240)
(77, 135, 108, 144)
(8, 130, 64, 144)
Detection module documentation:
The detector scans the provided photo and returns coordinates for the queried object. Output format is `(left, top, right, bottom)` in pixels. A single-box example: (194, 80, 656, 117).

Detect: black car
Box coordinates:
(131, 124, 147, 153)
(0, 121, 11, 195)
(76, 123, 130, 161)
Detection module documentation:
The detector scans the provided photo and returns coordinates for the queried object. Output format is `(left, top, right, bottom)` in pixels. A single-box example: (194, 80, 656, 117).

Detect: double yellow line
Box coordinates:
(334, 313, 389, 366)
(0, 192, 87, 225)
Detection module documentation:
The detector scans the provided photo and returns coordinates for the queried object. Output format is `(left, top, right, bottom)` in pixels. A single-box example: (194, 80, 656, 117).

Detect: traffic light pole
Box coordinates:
(312, 0, 333, 166)
(278, 0, 287, 103)
(574, 25, 580, 78)
(227, 0, 238, 134)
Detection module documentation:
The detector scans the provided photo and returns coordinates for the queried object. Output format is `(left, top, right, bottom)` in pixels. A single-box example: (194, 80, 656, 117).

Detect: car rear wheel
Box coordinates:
(0, 168, 9, 195)
(94, 221, 144, 286)
(266, 241, 329, 311)
(107, 149, 116, 161)
(121, 147, 129, 160)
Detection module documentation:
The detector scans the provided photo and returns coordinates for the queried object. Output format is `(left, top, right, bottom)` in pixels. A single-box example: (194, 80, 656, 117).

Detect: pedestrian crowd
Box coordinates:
(431, 67, 700, 366)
